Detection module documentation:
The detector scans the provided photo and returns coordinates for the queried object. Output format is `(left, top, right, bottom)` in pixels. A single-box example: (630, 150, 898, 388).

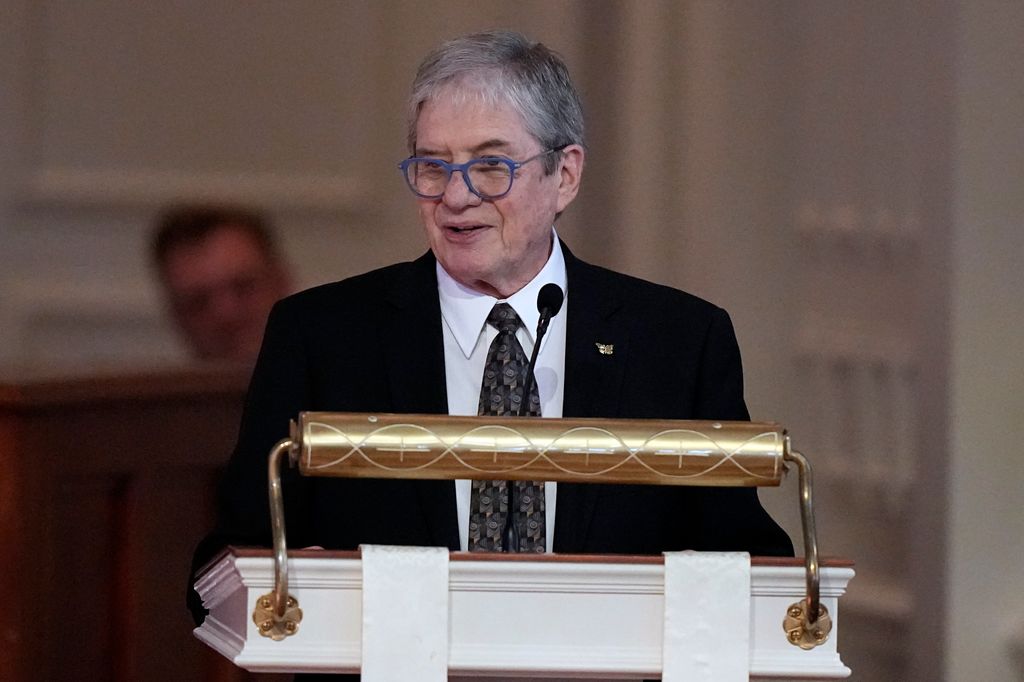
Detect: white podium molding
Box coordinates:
(195, 548, 854, 679)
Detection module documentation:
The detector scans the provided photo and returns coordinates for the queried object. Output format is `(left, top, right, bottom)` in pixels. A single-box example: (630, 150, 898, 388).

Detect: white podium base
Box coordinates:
(195, 549, 853, 680)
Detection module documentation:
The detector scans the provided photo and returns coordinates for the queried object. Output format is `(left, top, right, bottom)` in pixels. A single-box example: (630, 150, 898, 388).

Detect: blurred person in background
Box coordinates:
(152, 204, 292, 364)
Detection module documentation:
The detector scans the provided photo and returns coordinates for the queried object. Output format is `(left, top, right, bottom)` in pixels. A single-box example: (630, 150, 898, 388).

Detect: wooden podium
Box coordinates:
(195, 548, 853, 679)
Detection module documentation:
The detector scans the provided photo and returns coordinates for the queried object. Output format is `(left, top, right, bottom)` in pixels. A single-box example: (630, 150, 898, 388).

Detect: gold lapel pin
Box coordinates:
(595, 343, 614, 355)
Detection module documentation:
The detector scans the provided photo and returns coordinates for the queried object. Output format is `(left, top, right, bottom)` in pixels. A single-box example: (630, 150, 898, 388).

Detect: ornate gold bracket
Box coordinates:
(256, 414, 831, 648)
(253, 592, 302, 641)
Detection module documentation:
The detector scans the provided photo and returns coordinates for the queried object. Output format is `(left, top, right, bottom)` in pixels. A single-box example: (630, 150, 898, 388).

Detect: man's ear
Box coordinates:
(555, 144, 585, 213)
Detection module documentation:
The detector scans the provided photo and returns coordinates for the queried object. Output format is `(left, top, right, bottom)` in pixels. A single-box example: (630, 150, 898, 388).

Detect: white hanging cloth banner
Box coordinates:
(360, 545, 450, 682)
(662, 551, 751, 682)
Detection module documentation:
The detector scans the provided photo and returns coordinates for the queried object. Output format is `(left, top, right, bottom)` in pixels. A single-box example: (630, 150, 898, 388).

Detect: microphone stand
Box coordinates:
(502, 308, 554, 553)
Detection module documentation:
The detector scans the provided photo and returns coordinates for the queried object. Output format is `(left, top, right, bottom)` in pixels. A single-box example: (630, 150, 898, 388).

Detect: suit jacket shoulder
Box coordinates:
(255, 252, 446, 411)
(562, 245, 749, 421)
(272, 252, 436, 326)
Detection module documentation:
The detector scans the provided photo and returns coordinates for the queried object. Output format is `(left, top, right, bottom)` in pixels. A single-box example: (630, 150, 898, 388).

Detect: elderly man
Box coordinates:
(190, 30, 791, 632)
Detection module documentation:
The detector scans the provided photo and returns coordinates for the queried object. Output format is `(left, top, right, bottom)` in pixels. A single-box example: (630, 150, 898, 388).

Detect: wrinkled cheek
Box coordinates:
(416, 205, 437, 238)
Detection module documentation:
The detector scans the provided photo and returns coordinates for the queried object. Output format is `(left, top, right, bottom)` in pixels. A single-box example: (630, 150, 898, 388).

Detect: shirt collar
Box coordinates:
(437, 230, 568, 359)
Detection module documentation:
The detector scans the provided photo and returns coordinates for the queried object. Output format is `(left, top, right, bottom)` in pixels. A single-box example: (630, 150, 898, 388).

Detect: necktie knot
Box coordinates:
(487, 303, 523, 335)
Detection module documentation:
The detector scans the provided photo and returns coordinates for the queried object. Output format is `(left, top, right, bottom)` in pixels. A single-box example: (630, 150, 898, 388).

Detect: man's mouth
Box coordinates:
(446, 224, 487, 233)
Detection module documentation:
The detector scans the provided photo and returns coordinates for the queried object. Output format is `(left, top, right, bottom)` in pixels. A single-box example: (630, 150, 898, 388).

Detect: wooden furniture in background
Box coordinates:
(0, 366, 284, 681)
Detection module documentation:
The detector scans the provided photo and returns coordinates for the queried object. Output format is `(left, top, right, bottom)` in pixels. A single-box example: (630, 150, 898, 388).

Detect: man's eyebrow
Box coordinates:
(414, 146, 445, 157)
(414, 139, 514, 158)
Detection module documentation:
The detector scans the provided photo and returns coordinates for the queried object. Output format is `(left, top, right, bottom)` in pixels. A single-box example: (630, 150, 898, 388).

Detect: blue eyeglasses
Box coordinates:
(399, 146, 565, 200)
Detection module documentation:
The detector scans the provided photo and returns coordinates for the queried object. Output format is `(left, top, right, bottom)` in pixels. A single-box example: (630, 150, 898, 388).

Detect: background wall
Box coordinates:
(0, 1, 1020, 680)
(949, 2, 1024, 681)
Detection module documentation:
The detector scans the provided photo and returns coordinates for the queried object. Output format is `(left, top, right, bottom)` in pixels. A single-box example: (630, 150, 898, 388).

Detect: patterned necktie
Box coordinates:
(469, 303, 545, 553)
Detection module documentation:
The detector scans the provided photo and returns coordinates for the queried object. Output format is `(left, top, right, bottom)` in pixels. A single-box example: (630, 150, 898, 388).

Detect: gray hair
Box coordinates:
(407, 30, 585, 174)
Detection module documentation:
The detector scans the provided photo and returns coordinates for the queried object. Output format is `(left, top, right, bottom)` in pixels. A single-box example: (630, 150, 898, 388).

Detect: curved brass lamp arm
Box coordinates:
(781, 448, 832, 649)
(268, 438, 292, 618)
(252, 438, 303, 640)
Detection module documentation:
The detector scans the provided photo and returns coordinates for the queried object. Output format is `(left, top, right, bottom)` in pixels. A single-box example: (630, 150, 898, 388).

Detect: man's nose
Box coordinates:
(207, 287, 246, 321)
(441, 169, 482, 209)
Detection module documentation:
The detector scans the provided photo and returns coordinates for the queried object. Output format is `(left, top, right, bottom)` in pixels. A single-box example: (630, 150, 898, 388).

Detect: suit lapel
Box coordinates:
(383, 252, 459, 550)
(383, 251, 448, 414)
(561, 247, 630, 418)
(556, 243, 631, 552)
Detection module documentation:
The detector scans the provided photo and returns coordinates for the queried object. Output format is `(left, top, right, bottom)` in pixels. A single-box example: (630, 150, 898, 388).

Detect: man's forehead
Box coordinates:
(164, 228, 272, 279)
(414, 87, 536, 155)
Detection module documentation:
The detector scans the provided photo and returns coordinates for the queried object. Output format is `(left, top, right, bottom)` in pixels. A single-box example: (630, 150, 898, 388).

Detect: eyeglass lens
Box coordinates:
(406, 159, 513, 198)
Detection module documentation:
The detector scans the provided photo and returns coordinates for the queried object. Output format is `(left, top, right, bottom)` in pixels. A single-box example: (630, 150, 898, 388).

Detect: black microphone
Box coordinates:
(503, 283, 565, 552)
(519, 283, 564, 418)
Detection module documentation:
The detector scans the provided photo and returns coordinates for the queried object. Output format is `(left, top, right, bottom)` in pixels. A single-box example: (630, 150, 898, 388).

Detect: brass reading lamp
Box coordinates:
(254, 413, 832, 651)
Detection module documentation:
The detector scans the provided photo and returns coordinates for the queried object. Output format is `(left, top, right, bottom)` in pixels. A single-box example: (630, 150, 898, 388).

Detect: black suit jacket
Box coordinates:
(189, 243, 792, 624)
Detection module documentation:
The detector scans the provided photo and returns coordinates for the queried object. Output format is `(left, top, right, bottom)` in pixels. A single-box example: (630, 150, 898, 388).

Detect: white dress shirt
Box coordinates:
(437, 232, 568, 552)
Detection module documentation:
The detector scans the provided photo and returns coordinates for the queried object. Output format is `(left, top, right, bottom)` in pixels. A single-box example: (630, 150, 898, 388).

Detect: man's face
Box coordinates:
(161, 224, 289, 363)
(413, 91, 583, 298)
